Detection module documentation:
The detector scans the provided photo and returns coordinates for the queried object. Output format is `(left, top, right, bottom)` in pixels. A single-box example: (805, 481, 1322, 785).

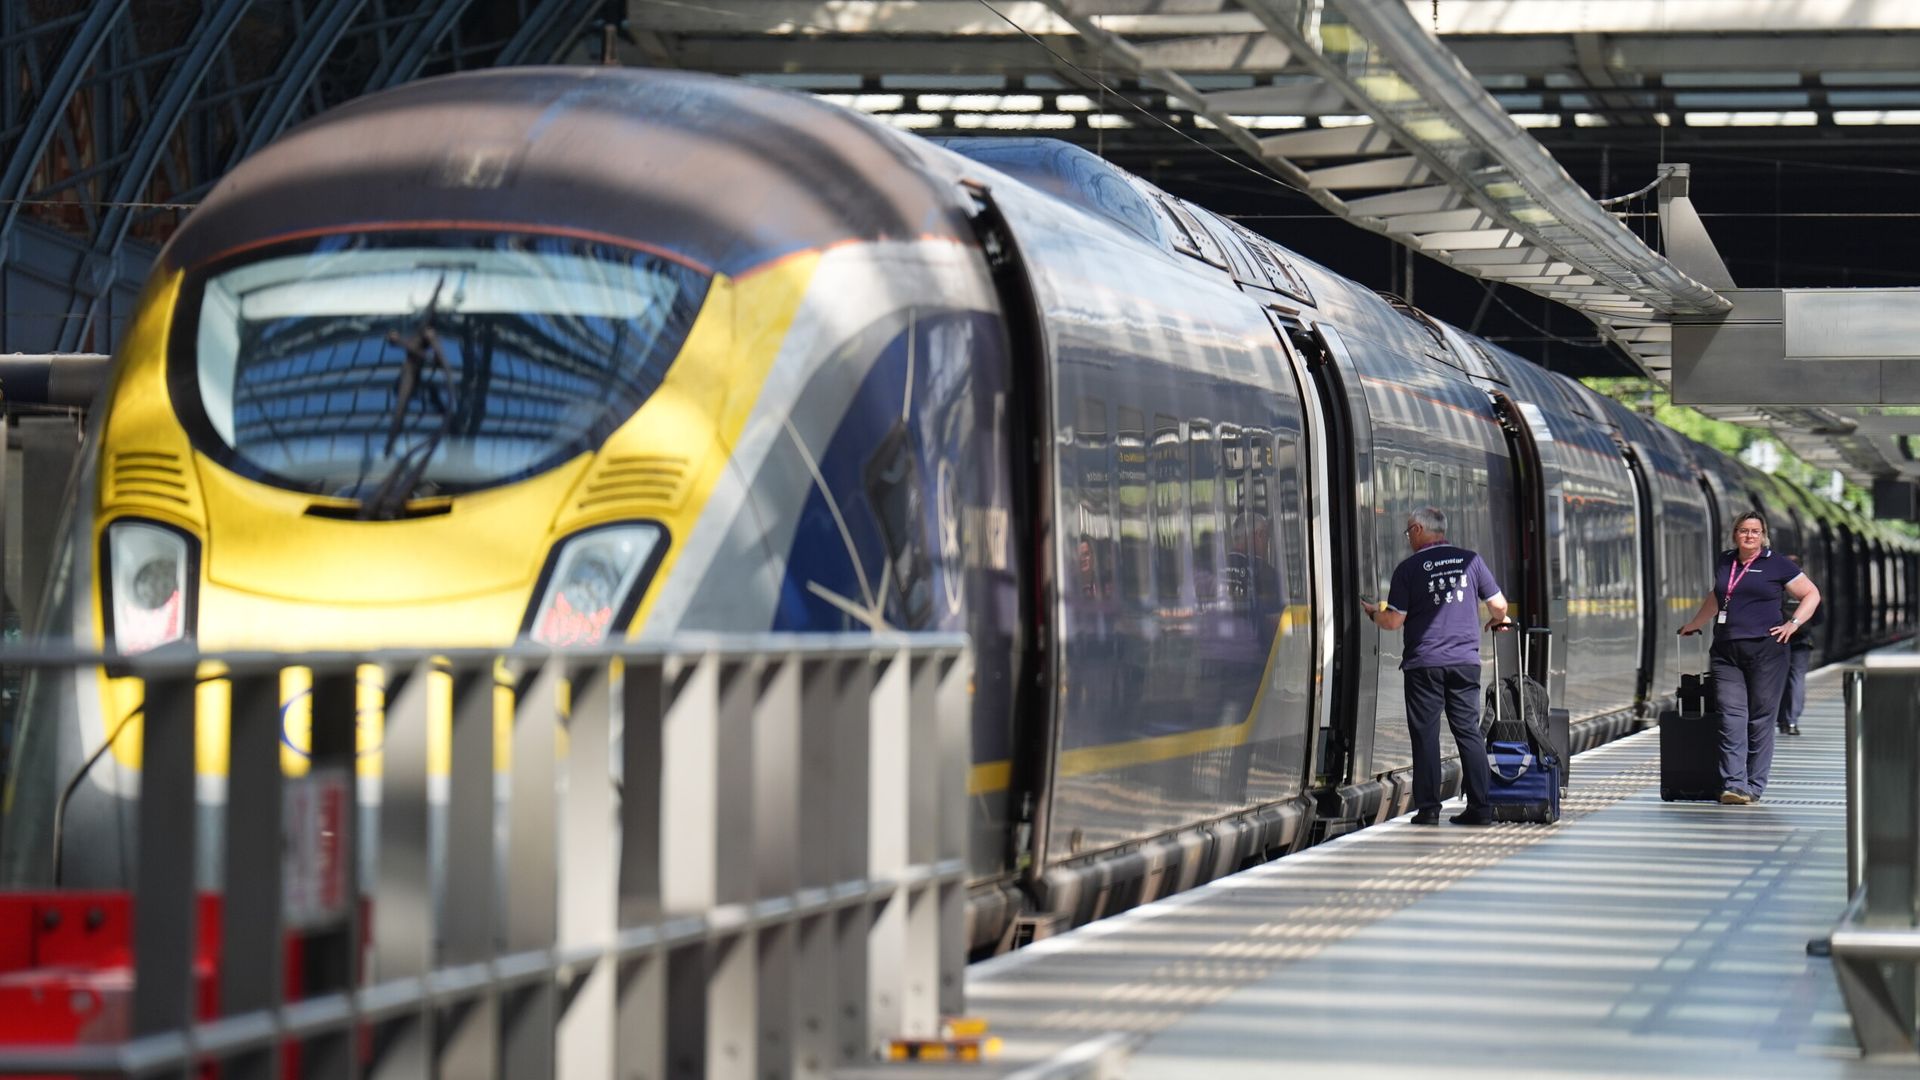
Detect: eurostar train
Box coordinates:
(3, 67, 1912, 954)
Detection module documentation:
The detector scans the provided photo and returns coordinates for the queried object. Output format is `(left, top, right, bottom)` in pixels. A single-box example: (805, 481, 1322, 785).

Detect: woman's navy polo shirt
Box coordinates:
(1712, 548, 1804, 641)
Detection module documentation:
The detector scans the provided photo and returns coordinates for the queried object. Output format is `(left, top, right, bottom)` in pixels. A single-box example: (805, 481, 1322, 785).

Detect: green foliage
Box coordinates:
(1581, 377, 1897, 526)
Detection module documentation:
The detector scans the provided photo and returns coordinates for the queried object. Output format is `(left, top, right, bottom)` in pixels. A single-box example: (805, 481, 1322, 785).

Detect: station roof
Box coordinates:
(4, 0, 1918, 481)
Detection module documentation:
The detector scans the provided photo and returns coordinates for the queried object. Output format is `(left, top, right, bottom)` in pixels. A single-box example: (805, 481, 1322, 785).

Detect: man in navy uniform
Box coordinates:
(1363, 507, 1510, 826)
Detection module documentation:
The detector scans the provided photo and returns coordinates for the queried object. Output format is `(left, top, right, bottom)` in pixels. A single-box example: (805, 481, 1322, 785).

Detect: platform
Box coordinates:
(964, 663, 1909, 1078)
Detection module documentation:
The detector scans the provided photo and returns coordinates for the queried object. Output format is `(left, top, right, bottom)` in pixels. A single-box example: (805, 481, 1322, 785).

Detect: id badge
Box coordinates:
(1716, 610, 1728, 625)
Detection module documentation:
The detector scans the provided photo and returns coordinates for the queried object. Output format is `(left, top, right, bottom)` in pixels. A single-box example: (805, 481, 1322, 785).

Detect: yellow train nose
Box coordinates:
(194, 458, 590, 606)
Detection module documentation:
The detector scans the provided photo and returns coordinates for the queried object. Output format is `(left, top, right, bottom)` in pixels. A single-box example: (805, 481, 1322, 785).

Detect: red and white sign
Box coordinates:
(283, 767, 351, 929)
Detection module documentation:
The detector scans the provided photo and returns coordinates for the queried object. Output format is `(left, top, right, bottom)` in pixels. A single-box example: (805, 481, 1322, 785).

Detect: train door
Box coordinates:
(1698, 475, 1724, 544)
(1614, 436, 1658, 711)
(1267, 315, 1343, 792)
(1488, 392, 1548, 645)
(1276, 322, 1378, 806)
(957, 181, 1055, 933)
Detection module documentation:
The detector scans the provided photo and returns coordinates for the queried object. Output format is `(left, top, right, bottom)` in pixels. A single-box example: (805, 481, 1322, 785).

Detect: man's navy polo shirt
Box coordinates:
(1387, 543, 1501, 670)
(1712, 548, 1804, 641)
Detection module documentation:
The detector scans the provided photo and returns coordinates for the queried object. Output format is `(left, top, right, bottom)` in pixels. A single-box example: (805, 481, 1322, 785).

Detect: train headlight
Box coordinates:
(525, 524, 664, 647)
(103, 520, 198, 654)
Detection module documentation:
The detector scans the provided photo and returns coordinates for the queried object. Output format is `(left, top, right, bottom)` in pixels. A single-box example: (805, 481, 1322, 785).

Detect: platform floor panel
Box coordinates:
(968, 665, 1908, 1078)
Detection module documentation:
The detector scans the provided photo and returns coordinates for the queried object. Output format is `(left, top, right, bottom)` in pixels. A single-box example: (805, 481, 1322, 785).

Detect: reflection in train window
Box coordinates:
(1276, 435, 1306, 601)
(1075, 397, 1112, 599)
(1153, 414, 1185, 608)
(1245, 429, 1277, 615)
(1189, 423, 1220, 601)
(1222, 426, 1249, 609)
(1117, 406, 1150, 606)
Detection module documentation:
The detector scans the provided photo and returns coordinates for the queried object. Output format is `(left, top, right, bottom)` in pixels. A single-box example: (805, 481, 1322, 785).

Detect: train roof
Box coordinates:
(163, 68, 972, 278)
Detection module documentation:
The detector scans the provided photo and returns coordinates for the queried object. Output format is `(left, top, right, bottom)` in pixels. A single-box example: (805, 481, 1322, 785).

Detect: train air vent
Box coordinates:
(576, 454, 689, 512)
(108, 450, 189, 507)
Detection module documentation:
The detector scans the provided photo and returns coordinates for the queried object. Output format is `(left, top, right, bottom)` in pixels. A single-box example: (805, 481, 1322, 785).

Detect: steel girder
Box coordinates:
(494, 0, 605, 66)
(370, 0, 485, 89)
(0, 1, 132, 258)
(238, 1, 377, 161)
(53, 0, 259, 352)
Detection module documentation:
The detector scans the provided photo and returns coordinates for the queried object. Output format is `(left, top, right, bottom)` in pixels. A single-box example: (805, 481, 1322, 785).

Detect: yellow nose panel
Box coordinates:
(195, 458, 588, 604)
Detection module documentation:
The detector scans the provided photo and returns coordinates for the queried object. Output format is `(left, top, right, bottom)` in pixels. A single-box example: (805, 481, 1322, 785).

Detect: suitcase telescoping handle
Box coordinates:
(1523, 626, 1551, 693)
(1677, 625, 1710, 674)
(1490, 618, 1514, 729)
(1487, 619, 1531, 782)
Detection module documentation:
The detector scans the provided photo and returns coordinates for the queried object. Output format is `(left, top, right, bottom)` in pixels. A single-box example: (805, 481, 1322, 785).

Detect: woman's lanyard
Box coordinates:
(1719, 555, 1760, 624)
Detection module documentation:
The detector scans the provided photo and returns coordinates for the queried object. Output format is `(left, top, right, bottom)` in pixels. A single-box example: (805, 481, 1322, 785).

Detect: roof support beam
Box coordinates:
(56, 0, 257, 351)
(0, 1, 131, 265)
(498, 0, 625, 66)
(239, 0, 372, 160)
(371, 0, 483, 90)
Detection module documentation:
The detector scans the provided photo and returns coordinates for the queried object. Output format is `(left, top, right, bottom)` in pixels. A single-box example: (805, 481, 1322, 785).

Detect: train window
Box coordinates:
(175, 230, 713, 502)
(1275, 435, 1307, 602)
(1189, 423, 1220, 600)
(1075, 397, 1112, 600)
(864, 427, 934, 628)
(1222, 425, 1250, 609)
(1117, 406, 1151, 606)
(1152, 415, 1186, 608)
(1246, 429, 1277, 614)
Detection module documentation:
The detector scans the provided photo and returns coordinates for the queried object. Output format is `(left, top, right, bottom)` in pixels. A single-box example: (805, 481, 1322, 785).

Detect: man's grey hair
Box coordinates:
(1411, 506, 1447, 536)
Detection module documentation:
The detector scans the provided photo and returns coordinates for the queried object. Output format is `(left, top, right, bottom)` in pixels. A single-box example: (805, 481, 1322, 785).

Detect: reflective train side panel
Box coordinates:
(970, 146, 1320, 871)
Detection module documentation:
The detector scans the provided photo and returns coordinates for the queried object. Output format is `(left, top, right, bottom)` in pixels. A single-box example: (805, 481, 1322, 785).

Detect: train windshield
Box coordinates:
(178, 231, 710, 507)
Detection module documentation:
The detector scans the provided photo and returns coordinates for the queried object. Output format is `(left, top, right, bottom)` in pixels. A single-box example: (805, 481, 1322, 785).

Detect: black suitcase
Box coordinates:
(1660, 634, 1722, 802)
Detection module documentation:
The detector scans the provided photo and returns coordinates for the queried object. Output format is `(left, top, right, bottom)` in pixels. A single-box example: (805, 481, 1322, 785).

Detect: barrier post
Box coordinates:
(1830, 654, 1920, 1059)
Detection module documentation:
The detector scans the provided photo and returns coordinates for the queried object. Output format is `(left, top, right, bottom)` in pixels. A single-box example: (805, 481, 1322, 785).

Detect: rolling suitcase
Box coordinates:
(1659, 634, 1722, 801)
(1482, 627, 1570, 790)
(1486, 624, 1561, 823)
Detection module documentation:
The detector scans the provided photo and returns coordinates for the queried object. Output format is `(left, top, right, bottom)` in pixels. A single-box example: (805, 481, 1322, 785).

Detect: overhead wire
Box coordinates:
(1475, 281, 1613, 349)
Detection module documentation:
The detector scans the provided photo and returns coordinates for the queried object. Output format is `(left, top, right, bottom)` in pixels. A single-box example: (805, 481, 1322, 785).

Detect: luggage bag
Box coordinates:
(1659, 633, 1722, 801)
(1486, 624, 1561, 823)
(1483, 627, 1570, 789)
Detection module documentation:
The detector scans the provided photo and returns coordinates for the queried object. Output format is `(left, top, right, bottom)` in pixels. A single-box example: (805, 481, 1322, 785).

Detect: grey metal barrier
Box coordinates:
(1831, 654, 1920, 1061)
(0, 634, 971, 1079)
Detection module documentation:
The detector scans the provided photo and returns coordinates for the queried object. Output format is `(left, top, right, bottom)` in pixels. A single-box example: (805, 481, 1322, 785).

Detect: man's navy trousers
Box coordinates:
(1404, 664, 1492, 813)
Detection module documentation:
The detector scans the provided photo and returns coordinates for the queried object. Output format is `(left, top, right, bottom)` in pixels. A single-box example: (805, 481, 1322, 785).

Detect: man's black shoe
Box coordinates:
(1449, 809, 1494, 826)
(1787, 723, 1801, 736)
(1777, 721, 1791, 734)
(1410, 808, 1440, 825)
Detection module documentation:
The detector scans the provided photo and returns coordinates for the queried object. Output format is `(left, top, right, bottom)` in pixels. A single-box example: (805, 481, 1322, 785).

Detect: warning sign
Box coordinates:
(284, 767, 351, 929)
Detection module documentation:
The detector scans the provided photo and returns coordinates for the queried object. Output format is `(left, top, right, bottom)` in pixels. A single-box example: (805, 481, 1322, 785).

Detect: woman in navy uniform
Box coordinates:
(1677, 512, 1822, 803)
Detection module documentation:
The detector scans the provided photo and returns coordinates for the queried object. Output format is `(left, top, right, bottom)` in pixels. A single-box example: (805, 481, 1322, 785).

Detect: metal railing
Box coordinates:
(0, 634, 971, 1078)
(1832, 653, 1920, 1060)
